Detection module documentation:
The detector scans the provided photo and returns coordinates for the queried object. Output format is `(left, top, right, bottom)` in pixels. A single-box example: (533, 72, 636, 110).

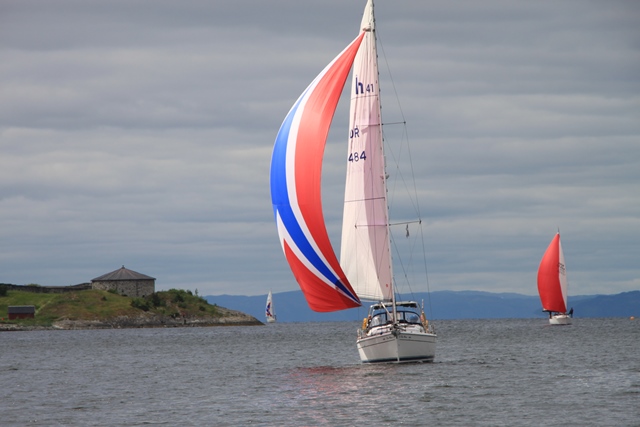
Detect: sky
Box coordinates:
(1, 0, 639, 298)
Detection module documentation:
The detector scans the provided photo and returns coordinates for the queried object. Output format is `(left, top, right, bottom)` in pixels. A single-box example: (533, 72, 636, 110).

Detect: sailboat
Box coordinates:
(265, 290, 277, 323)
(270, 0, 436, 363)
(537, 231, 573, 325)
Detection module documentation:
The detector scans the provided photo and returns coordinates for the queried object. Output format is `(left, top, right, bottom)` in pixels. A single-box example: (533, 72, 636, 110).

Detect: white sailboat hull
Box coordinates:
(357, 328, 436, 363)
(549, 314, 572, 325)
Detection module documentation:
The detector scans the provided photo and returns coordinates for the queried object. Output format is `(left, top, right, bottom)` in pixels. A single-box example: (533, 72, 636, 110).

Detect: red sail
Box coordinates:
(537, 233, 568, 313)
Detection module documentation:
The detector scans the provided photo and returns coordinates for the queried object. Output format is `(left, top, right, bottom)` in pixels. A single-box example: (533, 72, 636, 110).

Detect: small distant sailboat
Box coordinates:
(270, 0, 436, 362)
(265, 290, 277, 323)
(537, 231, 573, 325)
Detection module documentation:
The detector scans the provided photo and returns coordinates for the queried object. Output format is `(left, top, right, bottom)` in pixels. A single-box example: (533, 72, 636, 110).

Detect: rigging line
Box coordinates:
(389, 220, 421, 227)
(376, 30, 406, 125)
(377, 28, 422, 220)
(389, 220, 417, 302)
(351, 220, 421, 229)
(419, 220, 434, 319)
(381, 33, 422, 222)
(403, 113, 423, 221)
(344, 196, 386, 203)
(378, 24, 432, 316)
(375, 29, 399, 213)
(382, 119, 420, 219)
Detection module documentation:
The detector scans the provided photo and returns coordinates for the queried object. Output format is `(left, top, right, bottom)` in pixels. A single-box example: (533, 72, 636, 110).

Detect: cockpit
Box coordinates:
(368, 302, 422, 328)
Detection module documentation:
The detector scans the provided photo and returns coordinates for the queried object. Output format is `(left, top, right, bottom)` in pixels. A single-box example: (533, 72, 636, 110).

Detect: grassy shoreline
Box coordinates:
(1, 288, 262, 330)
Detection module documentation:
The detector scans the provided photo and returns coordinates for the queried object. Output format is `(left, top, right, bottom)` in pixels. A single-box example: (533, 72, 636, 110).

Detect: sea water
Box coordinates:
(1, 318, 638, 426)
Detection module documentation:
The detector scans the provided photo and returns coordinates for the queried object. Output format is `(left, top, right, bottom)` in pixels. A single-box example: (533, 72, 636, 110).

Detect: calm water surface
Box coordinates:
(1, 318, 638, 426)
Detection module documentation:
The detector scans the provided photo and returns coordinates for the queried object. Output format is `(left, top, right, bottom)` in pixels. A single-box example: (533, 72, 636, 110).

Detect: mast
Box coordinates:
(369, 1, 398, 319)
(340, 0, 395, 308)
(340, 0, 386, 303)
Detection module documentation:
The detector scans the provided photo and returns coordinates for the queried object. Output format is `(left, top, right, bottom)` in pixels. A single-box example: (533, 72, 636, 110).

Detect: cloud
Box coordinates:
(1, 0, 638, 299)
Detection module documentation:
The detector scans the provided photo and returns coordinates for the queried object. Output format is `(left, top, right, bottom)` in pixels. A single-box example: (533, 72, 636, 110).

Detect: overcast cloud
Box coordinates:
(1, 0, 638, 298)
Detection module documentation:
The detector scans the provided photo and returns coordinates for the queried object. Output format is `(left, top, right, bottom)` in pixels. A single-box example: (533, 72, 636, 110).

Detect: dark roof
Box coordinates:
(91, 266, 156, 282)
(8, 306, 36, 314)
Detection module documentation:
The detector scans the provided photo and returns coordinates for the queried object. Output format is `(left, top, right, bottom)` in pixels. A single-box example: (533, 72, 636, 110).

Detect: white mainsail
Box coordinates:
(339, 1, 393, 302)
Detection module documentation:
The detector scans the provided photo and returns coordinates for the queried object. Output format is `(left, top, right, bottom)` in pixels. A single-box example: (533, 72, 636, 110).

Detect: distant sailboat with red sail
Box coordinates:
(537, 231, 573, 325)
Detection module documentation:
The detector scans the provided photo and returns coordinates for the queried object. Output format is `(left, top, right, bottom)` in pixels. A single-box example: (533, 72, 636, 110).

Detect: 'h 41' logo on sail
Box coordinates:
(355, 76, 375, 95)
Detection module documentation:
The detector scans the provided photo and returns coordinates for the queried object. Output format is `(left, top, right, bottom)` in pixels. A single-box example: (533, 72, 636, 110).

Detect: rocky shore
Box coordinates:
(0, 306, 263, 331)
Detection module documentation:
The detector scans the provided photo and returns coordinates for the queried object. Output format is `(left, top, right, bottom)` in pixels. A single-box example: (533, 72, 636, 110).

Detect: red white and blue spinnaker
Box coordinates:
(269, 33, 365, 312)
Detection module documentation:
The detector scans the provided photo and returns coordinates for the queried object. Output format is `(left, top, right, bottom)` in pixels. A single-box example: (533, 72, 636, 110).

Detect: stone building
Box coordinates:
(91, 266, 155, 297)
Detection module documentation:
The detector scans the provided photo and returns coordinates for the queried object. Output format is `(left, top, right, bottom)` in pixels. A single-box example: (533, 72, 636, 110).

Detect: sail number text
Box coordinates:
(349, 125, 366, 162)
(348, 151, 367, 162)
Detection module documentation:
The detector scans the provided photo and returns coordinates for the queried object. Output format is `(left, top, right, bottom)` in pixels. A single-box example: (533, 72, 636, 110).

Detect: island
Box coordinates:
(0, 285, 262, 331)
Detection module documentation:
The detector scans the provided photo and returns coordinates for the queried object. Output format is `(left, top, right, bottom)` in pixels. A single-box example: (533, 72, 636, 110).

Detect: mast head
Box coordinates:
(361, 0, 374, 32)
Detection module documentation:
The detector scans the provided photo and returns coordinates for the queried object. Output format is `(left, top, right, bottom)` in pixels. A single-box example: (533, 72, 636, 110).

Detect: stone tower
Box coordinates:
(91, 266, 155, 297)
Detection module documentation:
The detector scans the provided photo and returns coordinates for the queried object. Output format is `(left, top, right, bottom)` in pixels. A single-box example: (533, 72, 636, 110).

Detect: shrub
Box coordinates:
(0, 285, 7, 297)
(149, 292, 165, 307)
(131, 298, 151, 311)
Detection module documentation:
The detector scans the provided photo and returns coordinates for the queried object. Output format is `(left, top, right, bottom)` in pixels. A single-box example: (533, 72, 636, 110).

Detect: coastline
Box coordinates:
(0, 307, 263, 331)
(1, 287, 264, 331)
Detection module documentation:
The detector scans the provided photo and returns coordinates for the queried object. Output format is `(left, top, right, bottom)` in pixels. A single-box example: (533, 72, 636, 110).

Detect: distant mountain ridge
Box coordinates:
(205, 290, 640, 323)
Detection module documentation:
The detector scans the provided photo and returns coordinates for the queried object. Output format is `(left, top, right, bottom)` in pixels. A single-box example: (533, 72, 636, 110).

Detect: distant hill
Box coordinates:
(206, 290, 640, 323)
